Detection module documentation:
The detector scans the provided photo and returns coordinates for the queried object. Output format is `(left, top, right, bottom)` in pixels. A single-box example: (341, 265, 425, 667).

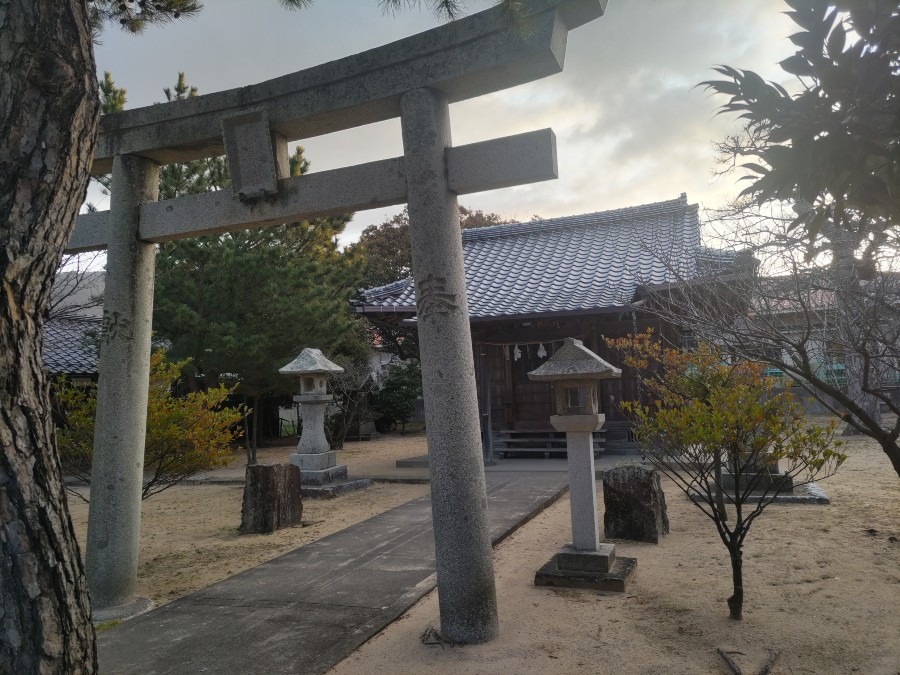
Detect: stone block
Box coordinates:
(556, 543, 616, 573)
(73, 132, 565, 253)
(720, 471, 794, 493)
(550, 413, 603, 433)
(689, 481, 829, 505)
(564, 429, 600, 550)
(534, 550, 636, 593)
(299, 464, 348, 486)
(290, 451, 337, 472)
(301, 477, 374, 499)
(240, 463, 303, 534)
(222, 110, 279, 201)
(602, 465, 669, 544)
(447, 128, 557, 194)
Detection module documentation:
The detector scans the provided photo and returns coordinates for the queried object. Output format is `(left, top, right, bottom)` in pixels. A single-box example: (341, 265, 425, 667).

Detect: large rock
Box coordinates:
(240, 463, 303, 534)
(602, 465, 669, 544)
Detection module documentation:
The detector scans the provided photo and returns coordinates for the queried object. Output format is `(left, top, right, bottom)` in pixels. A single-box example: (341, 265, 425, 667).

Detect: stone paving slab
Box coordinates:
(688, 481, 830, 505)
(396, 454, 640, 472)
(98, 472, 568, 675)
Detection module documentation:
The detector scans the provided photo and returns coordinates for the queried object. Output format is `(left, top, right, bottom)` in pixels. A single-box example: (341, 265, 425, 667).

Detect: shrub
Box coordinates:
(370, 360, 422, 434)
(608, 331, 845, 620)
(54, 350, 243, 500)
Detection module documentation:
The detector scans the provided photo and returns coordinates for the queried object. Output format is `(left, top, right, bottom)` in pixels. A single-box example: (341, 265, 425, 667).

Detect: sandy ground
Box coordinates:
(67, 427, 900, 673)
(68, 433, 430, 605)
(331, 432, 900, 675)
(243, 431, 431, 479)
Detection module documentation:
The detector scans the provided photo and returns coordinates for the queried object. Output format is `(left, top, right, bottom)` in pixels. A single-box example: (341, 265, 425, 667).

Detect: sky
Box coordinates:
(91, 0, 796, 247)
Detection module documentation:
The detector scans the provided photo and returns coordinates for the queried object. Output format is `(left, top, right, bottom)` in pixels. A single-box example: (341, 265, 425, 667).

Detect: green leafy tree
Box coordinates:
(370, 360, 423, 434)
(154, 229, 365, 462)
(153, 127, 365, 462)
(54, 350, 243, 501)
(357, 209, 415, 289)
(144, 74, 365, 463)
(324, 340, 381, 450)
(88, 0, 202, 37)
(704, 0, 898, 251)
(157, 73, 230, 200)
(357, 205, 517, 288)
(609, 331, 845, 621)
(355, 205, 521, 359)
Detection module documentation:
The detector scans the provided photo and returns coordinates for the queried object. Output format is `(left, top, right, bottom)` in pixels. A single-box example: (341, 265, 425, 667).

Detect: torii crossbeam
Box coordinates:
(77, 0, 607, 643)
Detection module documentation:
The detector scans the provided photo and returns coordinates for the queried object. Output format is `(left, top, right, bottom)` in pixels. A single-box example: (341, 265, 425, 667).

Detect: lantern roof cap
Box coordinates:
(527, 337, 621, 381)
(279, 348, 344, 376)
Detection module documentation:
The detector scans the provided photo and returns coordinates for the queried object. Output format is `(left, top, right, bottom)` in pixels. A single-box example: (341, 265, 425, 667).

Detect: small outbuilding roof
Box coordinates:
(279, 348, 344, 376)
(42, 317, 101, 377)
(527, 337, 621, 381)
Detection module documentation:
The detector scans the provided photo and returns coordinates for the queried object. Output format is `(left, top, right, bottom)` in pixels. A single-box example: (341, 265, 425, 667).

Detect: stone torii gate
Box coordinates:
(68, 0, 607, 641)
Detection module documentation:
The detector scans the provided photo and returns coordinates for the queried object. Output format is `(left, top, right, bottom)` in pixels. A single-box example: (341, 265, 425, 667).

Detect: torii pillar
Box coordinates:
(402, 88, 499, 643)
(85, 155, 158, 619)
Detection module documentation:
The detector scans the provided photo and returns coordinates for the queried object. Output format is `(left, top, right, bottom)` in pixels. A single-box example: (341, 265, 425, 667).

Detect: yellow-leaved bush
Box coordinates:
(606, 330, 846, 620)
(54, 350, 243, 500)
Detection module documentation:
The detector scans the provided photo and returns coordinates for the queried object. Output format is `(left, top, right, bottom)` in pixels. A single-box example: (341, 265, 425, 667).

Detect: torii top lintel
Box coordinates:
(91, 0, 606, 176)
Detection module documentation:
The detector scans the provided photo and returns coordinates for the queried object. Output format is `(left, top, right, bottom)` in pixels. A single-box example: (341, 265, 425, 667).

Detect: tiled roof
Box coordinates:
(43, 317, 101, 376)
(355, 194, 723, 320)
(696, 246, 738, 276)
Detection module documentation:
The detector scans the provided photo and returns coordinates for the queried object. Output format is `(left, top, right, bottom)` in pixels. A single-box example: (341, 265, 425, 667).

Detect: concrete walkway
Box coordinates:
(98, 472, 569, 674)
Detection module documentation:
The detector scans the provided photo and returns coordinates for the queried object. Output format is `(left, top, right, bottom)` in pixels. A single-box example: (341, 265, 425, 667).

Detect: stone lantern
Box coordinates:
(529, 337, 636, 591)
(279, 348, 371, 496)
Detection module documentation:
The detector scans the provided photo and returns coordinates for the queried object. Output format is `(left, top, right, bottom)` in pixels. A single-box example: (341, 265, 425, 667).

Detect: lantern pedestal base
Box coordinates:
(534, 545, 636, 593)
(294, 463, 348, 485)
(557, 542, 617, 573)
(289, 451, 338, 471)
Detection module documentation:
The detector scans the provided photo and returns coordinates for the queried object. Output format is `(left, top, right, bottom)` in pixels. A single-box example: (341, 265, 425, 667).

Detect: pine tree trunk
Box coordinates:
(1, 1, 100, 671)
